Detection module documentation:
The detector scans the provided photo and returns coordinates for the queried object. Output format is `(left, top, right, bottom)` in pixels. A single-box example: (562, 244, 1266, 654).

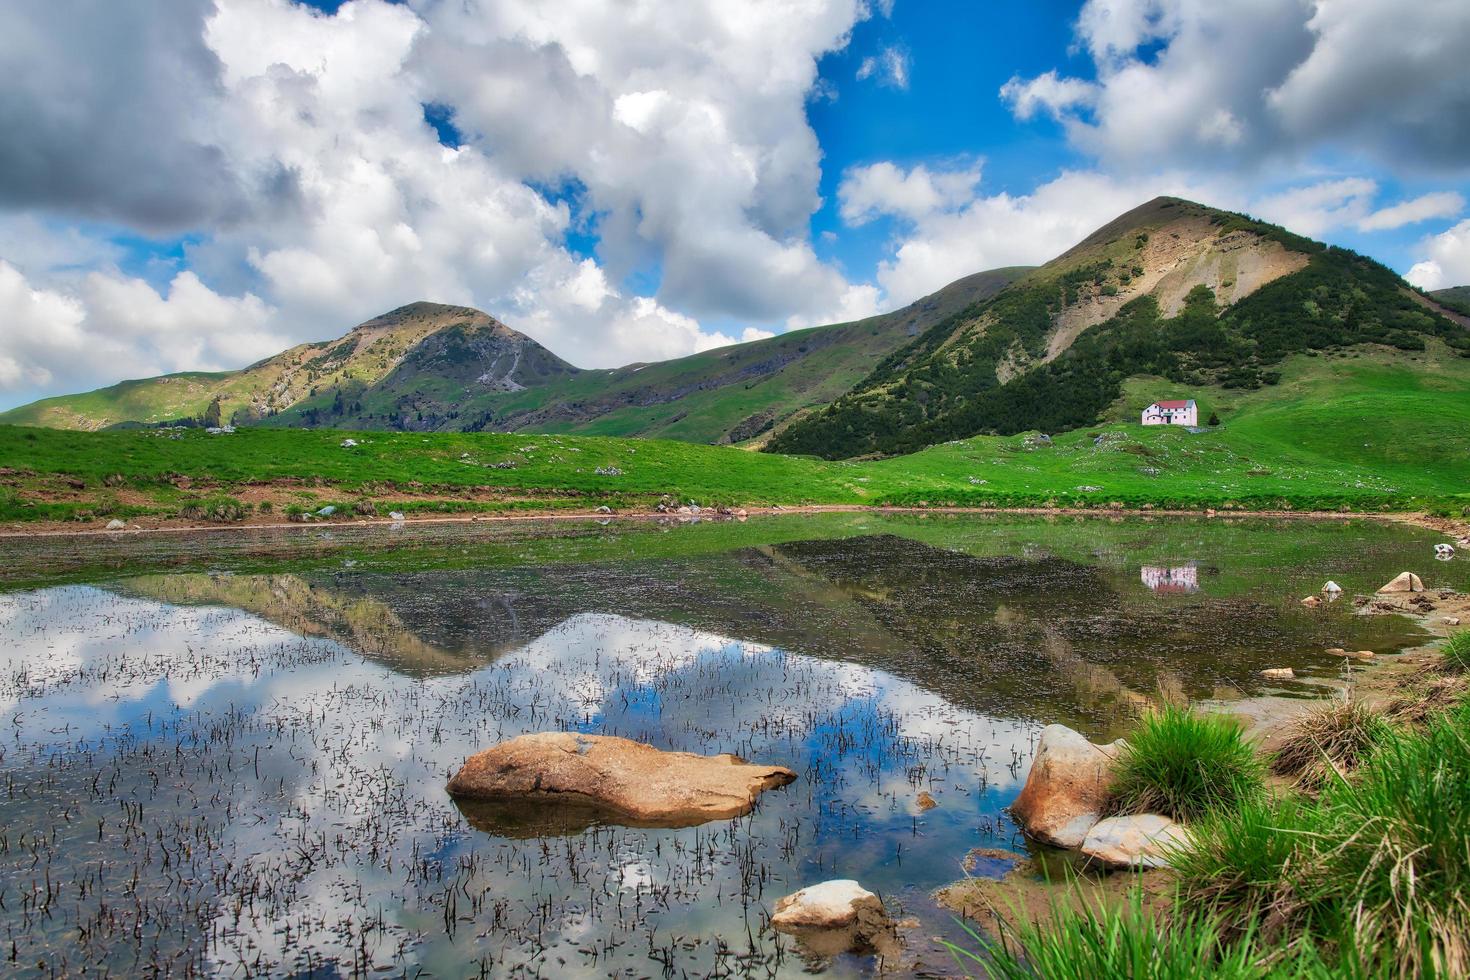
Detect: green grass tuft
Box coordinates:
(1107, 705, 1266, 822)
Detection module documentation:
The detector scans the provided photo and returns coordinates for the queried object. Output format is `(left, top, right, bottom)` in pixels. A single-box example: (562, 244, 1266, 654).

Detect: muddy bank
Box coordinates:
(4, 500, 1462, 539)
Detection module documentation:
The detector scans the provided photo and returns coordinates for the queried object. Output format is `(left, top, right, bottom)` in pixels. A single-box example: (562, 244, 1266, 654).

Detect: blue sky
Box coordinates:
(1, 0, 1467, 409)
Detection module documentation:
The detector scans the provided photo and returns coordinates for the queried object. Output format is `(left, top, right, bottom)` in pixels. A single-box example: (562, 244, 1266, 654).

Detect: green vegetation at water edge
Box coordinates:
(1106, 705, 1265, 821)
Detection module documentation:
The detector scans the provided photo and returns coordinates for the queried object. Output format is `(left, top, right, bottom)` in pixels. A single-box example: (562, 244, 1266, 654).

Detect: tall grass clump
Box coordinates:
(1108, 705, 1265, 821)
(1270, 698, 1392, 791)
(1175, 702, 1470, 976)
(1440, 630, 1470, 674)
(942, 890, 1335, 980)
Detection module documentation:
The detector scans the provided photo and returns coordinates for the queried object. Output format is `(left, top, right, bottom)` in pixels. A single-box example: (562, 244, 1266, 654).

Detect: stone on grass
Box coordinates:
(1379, 572, 1424, 594)
(1322, 581, 1343, 594)
(446, 732, 795, 827)
(1081, 814, 1189, 870)
(105, 518, 127, 530)
(1261, 667, 1295, 680)
(1010, 724, 1125, 848)
(1300, 596, 1321, 608)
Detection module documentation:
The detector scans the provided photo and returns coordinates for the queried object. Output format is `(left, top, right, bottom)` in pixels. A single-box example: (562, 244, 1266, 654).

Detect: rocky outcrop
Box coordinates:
(1010, 724, 1125, 848)
(1379, 572, 1425, 593)
(771, 880, 896, 956)
(446, 732, 796, 827)
(1080, 814, 1189, 869)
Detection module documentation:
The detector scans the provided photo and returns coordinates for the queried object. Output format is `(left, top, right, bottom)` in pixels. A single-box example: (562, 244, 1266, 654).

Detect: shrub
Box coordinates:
(353, 499, 378, 517)
(1270, 698, 1392, 790)
(1107, 705, 1265, 821)
(178, 496, 248, 522)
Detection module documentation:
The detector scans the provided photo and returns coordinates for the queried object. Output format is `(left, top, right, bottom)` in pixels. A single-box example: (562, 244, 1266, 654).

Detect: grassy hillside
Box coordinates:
(0, 268, 1025, 445)
(769, 198, 1470, 459)
(1432, 284, 1470, 317)
(3, 341, 1468, 525)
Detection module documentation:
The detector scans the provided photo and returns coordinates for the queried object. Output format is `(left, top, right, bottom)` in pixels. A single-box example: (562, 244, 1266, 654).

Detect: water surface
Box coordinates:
(0, 514, 1458, 976)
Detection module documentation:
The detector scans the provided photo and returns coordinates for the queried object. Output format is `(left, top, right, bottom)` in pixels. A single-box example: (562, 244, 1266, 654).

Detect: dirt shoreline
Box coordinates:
(3, 501, 1466, 540)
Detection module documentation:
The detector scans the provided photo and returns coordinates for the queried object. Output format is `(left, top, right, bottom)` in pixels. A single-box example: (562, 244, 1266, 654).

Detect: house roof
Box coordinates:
(1152, 399, 1194, 409)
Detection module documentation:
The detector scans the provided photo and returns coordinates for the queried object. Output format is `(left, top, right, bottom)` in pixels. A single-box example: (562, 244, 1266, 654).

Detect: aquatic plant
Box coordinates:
(1107, 704, 1265, 821)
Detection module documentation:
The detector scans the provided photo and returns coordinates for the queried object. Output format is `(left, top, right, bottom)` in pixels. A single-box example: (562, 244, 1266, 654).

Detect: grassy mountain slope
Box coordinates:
(262, 266, 1025, 442)
(1, 268, 1025, 444)
(769, 197, 1470, 459)
(0, 302, 573, 431)
(4, 339, 1469, 528)
(1431, 285, 1470, 317)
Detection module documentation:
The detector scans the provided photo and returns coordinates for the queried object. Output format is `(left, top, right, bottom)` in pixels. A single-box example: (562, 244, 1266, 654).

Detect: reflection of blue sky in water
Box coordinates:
(0, 587, 1035, 977)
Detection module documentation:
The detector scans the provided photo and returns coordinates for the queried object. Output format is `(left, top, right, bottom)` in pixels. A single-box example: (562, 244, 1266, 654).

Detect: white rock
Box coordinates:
(1322, 581, 1343, 594)
(1081, 814, 1189, 869)
(1379, 572, 1424, 594)
(1446, 617, 1462, 627)
(1261, 667, 1295, 680)
(388, 511, 405, 522)
(315, 505, 336, 517)
(340, 438, 358, 448)
(771, 880, 885, 930)
(105, 519, 127, 530)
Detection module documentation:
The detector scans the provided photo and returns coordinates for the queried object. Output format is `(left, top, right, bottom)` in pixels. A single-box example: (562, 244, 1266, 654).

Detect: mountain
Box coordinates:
(0, 302, 576, 431)
(768, 197, 1470, 459)
(0, 268, 1026, 442)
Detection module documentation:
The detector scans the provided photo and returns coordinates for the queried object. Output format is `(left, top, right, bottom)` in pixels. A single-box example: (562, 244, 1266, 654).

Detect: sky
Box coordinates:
(1, 0, 1469, 410)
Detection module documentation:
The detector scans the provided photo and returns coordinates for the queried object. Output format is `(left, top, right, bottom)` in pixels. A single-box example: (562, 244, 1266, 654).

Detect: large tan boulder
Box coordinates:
(1080, 814, 1189, 869)
(446, 732, 795, 826)
(1010, 724, 1125, 848)
(1379, 572, 1424, 594)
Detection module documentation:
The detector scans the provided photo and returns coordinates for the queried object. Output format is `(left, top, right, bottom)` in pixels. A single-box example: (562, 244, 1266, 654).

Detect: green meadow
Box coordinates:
(2, 344, 1468, 525)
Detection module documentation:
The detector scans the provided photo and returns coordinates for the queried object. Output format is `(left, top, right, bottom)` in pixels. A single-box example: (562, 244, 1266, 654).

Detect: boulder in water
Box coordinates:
(1010, 724, 1125, 848)
(770, 880, 896, 956)
(1261, 667, 1295, 680)
(446, 732, 795, 827)
(1379, 572, 1424, 593)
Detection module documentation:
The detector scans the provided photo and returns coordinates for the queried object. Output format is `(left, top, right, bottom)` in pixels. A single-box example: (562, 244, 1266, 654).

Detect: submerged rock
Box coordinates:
(1010, 724, 1125, 848)
(770, 880, 896, 956)
(1081, 814, 1189, 870)
(446, 732, 795, 827)
(1379, 572, 1424, 593)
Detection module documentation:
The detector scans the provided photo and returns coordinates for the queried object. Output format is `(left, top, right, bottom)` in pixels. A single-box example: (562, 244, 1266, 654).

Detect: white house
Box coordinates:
(1141, 399, 1198, 426)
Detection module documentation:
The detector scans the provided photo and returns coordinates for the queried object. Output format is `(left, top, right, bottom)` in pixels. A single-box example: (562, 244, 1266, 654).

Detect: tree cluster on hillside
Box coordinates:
(769, 244, 1470, 460)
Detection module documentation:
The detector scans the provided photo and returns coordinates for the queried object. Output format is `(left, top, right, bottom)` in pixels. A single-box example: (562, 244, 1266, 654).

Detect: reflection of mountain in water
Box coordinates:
(120, 533, 1422, 731)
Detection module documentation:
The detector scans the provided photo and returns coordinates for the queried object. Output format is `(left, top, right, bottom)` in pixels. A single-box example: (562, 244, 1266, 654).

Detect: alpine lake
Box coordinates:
(0, 512, 1462, 978)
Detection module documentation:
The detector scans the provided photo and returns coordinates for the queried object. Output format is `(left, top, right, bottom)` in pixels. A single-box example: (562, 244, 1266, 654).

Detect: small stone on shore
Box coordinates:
(1081, 814, 1189, 870)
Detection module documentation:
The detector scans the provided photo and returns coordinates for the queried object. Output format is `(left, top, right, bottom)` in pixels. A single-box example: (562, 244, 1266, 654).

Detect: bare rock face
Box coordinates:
(1080, 814, 1189, 869)
(1010, 724, 1125, 848)
(771, 880, 896, 956)
(446, 732, 796, 827)
(1379, 572, 1425, 594)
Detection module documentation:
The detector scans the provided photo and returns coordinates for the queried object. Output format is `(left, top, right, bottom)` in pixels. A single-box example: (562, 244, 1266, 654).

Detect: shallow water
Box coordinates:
(0, 514, 1460, 976)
